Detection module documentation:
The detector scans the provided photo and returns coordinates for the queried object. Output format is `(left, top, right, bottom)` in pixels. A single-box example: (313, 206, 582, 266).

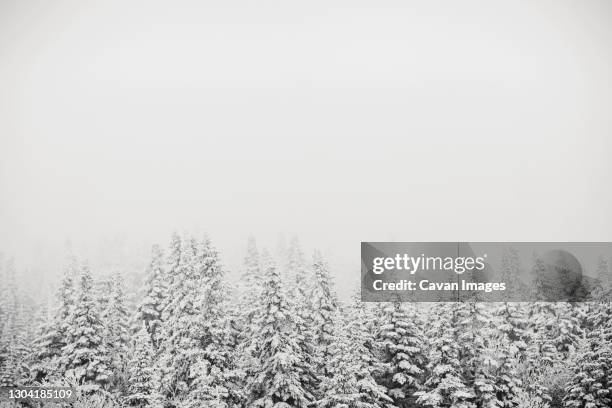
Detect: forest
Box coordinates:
(0, 234, 611, 408)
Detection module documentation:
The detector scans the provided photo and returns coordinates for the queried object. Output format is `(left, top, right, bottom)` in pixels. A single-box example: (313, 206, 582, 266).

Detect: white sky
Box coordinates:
(1, 0, 611, 280)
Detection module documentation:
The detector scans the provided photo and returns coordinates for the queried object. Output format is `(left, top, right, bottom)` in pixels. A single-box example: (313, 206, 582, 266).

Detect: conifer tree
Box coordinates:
(378, 302, 426, 406)
(285, 238, 317, 395)
(32, 254, 79, 381)
(125, 324, 163, 407)
(158, 236, 202, 399)
(310, 250, 337, 378)
(563, 303, 612, 408)
(0, 258, 28, 386)
(184, 237, 242, 408)
(346, 289, 382, 378)
(416, 303, 475, 408)
(237, 236, 263, 342)
(459, 302, 498, 408)
(136, 245, 166, 347)
(161, 232, 182, 314)
(61, 263, 112, 389)
(317, 311, 392, 408)
(106, 271, 130, 392)
(286, 237, 308, 298)
(247, 251, 314, 408)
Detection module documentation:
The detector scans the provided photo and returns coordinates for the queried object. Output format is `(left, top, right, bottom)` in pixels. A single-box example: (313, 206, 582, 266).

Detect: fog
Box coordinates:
(1, 0, 612, 283)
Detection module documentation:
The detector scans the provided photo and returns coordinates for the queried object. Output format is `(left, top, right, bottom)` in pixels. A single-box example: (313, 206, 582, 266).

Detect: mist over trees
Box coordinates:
(0, 236, 611, 408)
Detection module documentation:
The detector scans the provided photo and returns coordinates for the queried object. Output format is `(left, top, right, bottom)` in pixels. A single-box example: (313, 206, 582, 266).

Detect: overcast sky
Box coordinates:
(1, 0, 611, 278)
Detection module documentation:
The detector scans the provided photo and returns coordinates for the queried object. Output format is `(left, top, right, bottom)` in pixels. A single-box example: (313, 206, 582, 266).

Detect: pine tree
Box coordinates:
(378, 302, 426, 406)
(238, 236, 263, 332)
(416, 303, 475, 408)
(0, 258, 28, 387)
(183, 237, 242, 408)
(136, 244, 166, 347)
(157, 235, 239, 407)
(310, 250, 337, 379)
(161, 232, 182, 315)
(247, 251, 314, 408)
(106, 271, 130, 393)
(317, 311, 392, 408)
(492, 304, 526, 407)
(458, 302, 499, 408)
(32, 254, 79, 381)
(61, 262, 112, 389)
(285, 238, 317, 396)
(125, 324, 163, 407)
(286, 237, 308, 299)
(158, 236, 202, 399)
(563, 304, 612, 408)
(108, 273, 129, 350)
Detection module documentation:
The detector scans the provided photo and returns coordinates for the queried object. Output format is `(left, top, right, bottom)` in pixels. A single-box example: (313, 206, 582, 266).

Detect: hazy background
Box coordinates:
(1, 0, 611, 287)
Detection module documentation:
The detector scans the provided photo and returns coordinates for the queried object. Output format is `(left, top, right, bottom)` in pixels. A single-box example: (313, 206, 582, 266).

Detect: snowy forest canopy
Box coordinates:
(0, 234, 611, 408)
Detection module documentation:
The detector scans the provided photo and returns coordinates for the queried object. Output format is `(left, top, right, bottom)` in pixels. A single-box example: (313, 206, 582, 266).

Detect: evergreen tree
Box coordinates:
(158, 236, 202, 399)
(458, 302, 498, 408)
(125, 324, 163, 407)
(61, 263, 112, 389)
(161, 232, 182, 314)
(0, 258, 28, 386)
(310, 250, 337, 378)
(346, 289, 383, 379)
(317, 311, 392, 408)
(563, 304, 612, 408)
(378, 302, 426, 406)
(136, 244, 166, 347)
(183, 237, 242, 408)
(107, 271, 130, 393)
(247, 251, 314, 408)
(285, 238, 317, 396)
(286, 237, 308, 299)
(32, 254, 79, 381)
(238, 236, 262, 332)
(492, 303, 526, 407)
(416, 303, 475, 408)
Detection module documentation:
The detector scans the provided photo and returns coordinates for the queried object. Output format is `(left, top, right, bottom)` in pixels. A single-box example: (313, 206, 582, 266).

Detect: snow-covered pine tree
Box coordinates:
(96, 276, 113, 326)
(61, 262, 112, 390)
(286, 237, 308, 299)
(285, 238, 317, 397)
(310, 250, 337, 379)
(247, 251, 314, 408)
(32, 254, 79, 381)
(183, 236, 243, 408)
(238, 236, 263, 333)
(158, 235, 202, 400)
(106, 271, 130, 393)
(317, 310, 392, 408)
(416, 303, 475, 408)
(0, 317, 26, 387)
(494, 251, 529, 408)
(161, 232, 182, 315)
(346, 288, 383, 379)
(125, 323, 163, 408)
(457, 302, 499, 408)
(563, 302, 612, 408)
(378, 301, 426, 406)
(135, 244, 166, 347)
(0, 253, 5, 330)
(0, 258, 29, 387)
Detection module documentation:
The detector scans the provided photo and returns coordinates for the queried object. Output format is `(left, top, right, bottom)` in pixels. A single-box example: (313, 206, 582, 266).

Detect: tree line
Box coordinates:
(0, 236, 611, 408)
